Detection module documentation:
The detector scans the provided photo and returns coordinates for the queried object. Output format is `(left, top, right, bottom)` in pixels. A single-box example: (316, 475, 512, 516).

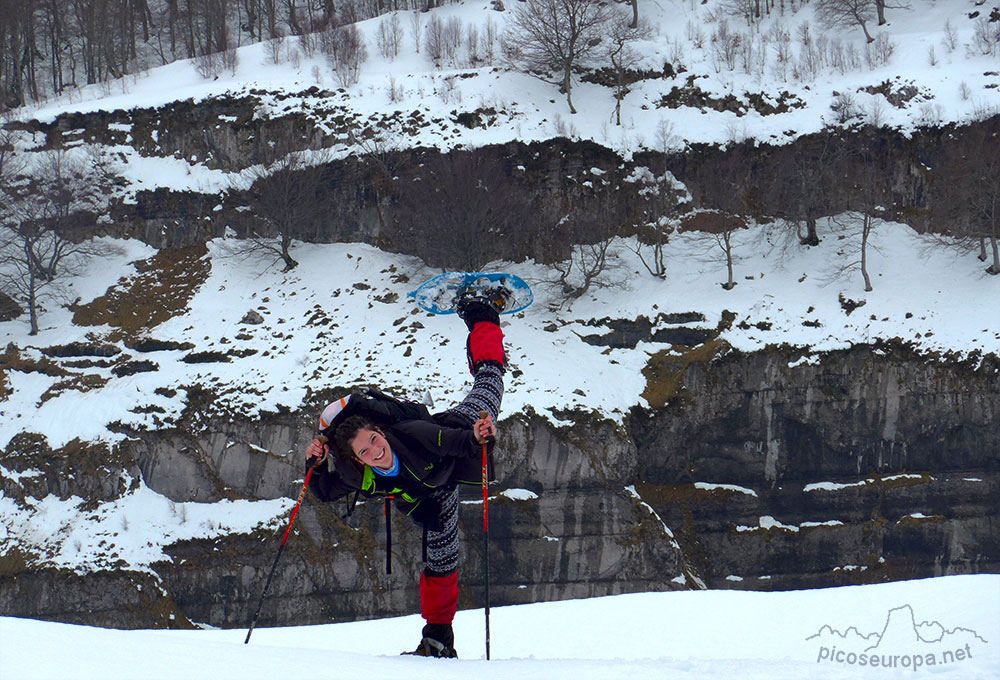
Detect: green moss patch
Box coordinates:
(641, 339, 727, 408)
(72, 245, 210, 337)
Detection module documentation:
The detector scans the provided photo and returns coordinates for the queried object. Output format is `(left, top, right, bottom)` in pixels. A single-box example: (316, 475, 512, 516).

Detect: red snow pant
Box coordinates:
(419, 485, 461, 625)
(419, 571, 458, 625)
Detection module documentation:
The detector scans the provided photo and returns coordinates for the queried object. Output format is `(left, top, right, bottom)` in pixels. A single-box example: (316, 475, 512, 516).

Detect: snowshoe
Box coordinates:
(455, 280, 512, 317)
(408, 271, 533, 316)
(402, 637, 459, 659)
(401, 624, 458, 658)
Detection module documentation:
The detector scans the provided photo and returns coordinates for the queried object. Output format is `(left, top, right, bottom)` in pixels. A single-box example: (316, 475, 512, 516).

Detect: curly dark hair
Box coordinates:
(332, 414, 379, 466)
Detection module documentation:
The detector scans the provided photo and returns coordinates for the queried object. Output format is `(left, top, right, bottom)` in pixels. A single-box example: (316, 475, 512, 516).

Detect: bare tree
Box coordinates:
(682, 211, 747, 290)
(629, 220, 671, 279)
(0, 0, 348, 108)
(815, 0, 877, 43)
(872, 0, 909, 27)
(410, 10, 423, 54)
(0, 149, 121, 334)
(550, 237, 624, 304)
(321, 23, 368, 87)
(826, 140, 891, 291)
(763, 133, 851, 249)
(624, 165, 688, 279)
(503, 0, 618, 114)
(376, 13, 403, 60)
(938, 134, 1000, 275)
(606, 13, 651, 126)
(828, 211, 881, 291)
(626, 121, 688, 279)
(227, 132, 332, 271)
(724, 0, 774, 25)
(390, 148, 532, 271)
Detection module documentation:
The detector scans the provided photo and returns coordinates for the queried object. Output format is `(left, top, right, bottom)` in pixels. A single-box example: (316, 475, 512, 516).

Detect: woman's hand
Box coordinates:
(306, 437, 329, 465)
(473, 414, 496, 445)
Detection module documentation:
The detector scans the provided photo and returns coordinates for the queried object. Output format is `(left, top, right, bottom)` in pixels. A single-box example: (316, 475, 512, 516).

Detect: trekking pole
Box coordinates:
(478, 411, 492, 661)
(244, 435, 326, 644)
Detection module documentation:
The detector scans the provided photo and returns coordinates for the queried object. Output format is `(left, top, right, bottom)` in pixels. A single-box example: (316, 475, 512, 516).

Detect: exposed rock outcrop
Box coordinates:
(2, 342, 996, 629)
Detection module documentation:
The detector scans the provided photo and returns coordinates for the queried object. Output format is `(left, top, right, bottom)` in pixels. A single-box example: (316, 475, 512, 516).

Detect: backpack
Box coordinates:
(318, 386, 432, 439)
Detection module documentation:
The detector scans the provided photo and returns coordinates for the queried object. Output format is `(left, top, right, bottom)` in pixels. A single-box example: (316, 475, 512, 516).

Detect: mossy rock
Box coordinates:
(641, 339, 727, 409)
(72, 244, 211, 337)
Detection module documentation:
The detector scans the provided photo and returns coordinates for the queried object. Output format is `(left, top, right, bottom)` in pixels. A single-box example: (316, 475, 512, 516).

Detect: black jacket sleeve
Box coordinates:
(320, 389, 432, 439)
(393, 419, 495, 459)
(306, 458, 356, 503)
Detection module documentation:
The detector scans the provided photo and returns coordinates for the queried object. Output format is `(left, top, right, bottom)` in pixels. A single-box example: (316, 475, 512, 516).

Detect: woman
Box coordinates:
(304, 295, 507, 658)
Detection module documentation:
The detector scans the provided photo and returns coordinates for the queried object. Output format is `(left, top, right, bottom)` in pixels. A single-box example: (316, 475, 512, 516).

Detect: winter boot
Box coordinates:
(402, 624, 458, 658)
(458, 302, 506, 374)
(454, 279, 512, 325)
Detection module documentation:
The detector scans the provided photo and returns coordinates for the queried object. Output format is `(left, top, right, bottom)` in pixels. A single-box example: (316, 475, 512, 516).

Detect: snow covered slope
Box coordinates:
(2, 221, 996, 454)
(9, 0, 999, 175)
(2, 574, 998, 679)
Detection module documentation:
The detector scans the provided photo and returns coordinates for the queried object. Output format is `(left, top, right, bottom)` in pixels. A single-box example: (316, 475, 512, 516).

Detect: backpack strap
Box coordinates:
(341, 490, 360, 519)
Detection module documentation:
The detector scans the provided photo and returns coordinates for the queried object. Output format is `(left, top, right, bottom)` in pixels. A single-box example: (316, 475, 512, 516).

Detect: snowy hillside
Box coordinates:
(2, 574, 998, 679)
(4, 0, 998, 201)
(1, 220, 996, 578)
(2, 222, 998, 454)
(1, 0, 998, 647)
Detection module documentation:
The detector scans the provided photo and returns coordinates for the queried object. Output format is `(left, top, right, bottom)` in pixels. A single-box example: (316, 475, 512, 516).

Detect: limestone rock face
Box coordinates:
(1, 345, 996, 629)
(628, 345, 1000, 589)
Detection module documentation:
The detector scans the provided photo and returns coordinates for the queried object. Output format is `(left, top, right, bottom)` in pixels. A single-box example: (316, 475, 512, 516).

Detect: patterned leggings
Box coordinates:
(424, 361, 504, 575)
(441, 362, 504, 427)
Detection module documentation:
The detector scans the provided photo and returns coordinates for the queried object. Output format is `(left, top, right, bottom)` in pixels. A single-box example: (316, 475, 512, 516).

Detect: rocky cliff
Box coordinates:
(9, 95, 998, 264)
(2, 341, 996, 629)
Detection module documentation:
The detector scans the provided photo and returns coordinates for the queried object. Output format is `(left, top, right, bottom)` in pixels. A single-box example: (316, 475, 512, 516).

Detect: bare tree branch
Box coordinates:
(502, 0, 619, 114)
(0, 148, 121, 334)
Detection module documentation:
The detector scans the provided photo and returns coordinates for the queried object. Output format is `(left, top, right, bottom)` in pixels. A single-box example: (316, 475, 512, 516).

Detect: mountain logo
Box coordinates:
(807, 604, 988, 671)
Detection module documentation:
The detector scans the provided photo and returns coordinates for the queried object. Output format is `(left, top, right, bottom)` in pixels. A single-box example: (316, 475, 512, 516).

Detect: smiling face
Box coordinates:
(349, 427, 395, 470)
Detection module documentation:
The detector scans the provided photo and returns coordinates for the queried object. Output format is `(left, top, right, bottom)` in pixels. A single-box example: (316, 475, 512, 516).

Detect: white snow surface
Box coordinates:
(1, 574, 997, 679)
(0, 475, 292, 574)
(1, 0, 998, 660)
(3, 220, 997, 455)
(11, 0, 1000, 165)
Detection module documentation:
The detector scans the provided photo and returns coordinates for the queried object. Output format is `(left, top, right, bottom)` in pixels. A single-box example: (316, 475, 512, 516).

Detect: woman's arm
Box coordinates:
(304, 438, 356, 502)
(394, 419, 496, 459)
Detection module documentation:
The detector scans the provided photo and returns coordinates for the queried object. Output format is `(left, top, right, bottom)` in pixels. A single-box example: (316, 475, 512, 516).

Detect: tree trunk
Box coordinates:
(800, 216, 820, 246)
(861, 214, 873, 291)
(722, 231, 736, 289)
(989, 234, 1000, 275)
(615, 71, 623, 126)
(28, 269, 39, 336)
(630, 0, 638, 29)
(859, 20, 874, 44)
(280, 233, 298, 271)
(978, 237, 988, 261)
(874, 0, 887, 26)
(563, 65, 576, 115)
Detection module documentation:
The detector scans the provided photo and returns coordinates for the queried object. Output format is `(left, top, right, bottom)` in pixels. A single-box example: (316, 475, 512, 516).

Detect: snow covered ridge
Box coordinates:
(0, 217, 997, 451)
(8, 0, 999, 159)
(804, 473, 932, 492)
(1, 574, 998, 679)
(0, 473, 292, 575)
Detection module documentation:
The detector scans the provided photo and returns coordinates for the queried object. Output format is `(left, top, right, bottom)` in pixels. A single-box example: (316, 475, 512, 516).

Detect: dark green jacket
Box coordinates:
(307, 416, 494, 530)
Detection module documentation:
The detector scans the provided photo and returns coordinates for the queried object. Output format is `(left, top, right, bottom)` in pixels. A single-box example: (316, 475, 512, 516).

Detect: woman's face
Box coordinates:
(349, 427, 395, 470)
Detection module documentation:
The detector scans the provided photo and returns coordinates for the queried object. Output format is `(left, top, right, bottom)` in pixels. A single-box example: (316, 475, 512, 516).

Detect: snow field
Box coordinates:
(1, 574, 997, 679)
